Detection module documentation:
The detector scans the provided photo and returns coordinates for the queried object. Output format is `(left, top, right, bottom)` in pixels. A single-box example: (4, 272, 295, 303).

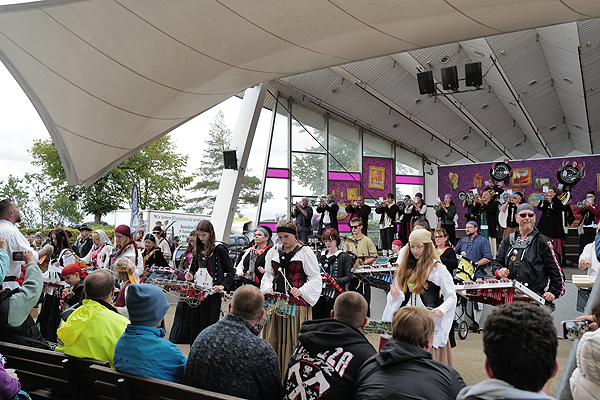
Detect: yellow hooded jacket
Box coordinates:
(56, 299, 129, 368)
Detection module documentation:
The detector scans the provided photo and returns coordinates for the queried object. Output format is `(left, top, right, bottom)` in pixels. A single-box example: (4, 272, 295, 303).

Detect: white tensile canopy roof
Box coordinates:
(1, 0, 599, 186)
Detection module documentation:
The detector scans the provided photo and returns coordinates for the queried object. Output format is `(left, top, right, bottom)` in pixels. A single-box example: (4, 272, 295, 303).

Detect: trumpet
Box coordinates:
(577, 200, 589, 208)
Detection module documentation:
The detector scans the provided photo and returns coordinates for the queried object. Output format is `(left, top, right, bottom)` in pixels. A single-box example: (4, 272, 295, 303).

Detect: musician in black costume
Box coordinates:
(491, 204, 565, 309)
(235, 226, 273, 287)
(312, 228, 354, 320)
(184, 220, 234, 342)
(142, 234, 169, 270)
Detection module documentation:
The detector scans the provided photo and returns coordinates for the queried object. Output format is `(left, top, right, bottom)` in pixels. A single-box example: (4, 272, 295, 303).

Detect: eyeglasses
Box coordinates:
(434, 235, 445, 239)
(350, 226, 361, 229)
(409, 245, 424, 251)
(518, 213, 535, 218)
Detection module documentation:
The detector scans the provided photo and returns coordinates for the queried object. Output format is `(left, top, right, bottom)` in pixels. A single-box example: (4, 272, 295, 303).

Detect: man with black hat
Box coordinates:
(152, 226, 171, 263)
(73, 224, 93, 258)
(492, 204, 565, 308)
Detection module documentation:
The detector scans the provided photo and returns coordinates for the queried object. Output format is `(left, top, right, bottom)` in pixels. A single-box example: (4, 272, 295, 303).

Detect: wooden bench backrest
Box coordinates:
(89, 364, 243, 400)
(0, 341, 109, 400)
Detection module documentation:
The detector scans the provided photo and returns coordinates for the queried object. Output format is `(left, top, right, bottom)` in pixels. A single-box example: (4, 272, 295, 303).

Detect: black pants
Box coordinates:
(580, 227, 596, 254)
(380, 227, 395, 250)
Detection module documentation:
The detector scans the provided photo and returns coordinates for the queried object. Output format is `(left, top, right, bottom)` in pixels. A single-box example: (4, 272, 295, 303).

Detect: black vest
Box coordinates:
(0, 289, 49, 349)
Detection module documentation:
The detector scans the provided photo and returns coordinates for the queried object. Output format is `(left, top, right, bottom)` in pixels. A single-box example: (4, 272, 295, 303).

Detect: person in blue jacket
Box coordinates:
(113, 284, 187, 383)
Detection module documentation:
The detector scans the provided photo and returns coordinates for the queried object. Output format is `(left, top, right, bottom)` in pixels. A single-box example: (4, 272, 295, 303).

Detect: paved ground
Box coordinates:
(163, 265, 588, 397)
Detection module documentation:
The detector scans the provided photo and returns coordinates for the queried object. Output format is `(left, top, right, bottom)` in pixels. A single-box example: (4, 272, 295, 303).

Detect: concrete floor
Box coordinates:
(164, 267, 586, 397)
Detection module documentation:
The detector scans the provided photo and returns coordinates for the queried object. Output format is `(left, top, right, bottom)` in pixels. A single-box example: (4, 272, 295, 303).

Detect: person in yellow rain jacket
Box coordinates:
(56, 269, 129, 368)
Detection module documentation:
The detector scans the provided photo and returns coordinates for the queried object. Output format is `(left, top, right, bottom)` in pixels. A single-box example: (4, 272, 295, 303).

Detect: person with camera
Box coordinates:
(316, 194, 339, 235)
(0, 199, 53, 290)
(576, 191, 600, 254)
(570, 299, 600, 400)
(491, 204, 565, 310)
(292, 197, 313, 243)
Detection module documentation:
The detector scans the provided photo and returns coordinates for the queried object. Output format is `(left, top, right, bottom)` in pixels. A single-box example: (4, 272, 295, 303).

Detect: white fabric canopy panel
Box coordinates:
(0, 0, 598, 186)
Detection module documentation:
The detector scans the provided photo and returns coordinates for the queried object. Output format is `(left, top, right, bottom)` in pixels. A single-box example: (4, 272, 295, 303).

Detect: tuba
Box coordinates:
(556, 163, 582, 205)
(490, 161, 512, 187)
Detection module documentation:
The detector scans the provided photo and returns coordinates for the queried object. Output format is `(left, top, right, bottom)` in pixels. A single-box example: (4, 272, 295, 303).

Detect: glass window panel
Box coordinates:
(268, 102, 289, 169)
(260, 177, 289, 222)
(292, 153, 326, 197)
(329, 119, 360, 172)
(396, 147, 423, 175)
(291, 104, 325, 153)
(363, 198, 380, 245)
(396, 184, 424, 203)
(363, 131, 392, 158)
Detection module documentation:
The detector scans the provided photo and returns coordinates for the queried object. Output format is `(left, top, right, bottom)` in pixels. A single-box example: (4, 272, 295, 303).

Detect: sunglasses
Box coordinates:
(518, 213, 535, 218)
(350, 226, 361, 229)
(434, 235, 445, 239)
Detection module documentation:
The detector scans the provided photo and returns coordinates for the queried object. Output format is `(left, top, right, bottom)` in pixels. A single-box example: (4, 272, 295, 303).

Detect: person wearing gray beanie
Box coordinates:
(113, 284, 187, 383)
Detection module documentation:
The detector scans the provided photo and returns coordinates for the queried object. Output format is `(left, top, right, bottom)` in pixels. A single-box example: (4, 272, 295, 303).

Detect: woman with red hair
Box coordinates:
(61, 263, 89, 308)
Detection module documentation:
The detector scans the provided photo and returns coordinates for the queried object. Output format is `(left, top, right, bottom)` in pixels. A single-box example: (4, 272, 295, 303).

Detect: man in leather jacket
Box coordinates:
(491, 204, 565, 307)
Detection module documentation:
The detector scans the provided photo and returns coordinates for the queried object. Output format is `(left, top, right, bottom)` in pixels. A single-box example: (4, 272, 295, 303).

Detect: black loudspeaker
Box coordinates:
(417, 71, 435, 95)
(465, 62, 483, 87)
(441, 66, 459, 91)
(223, 150, 238, 170)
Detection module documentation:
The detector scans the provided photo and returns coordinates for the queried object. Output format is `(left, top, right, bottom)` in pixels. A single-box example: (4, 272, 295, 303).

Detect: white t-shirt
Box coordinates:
(579, 242, 599, 277)
(0, 219, 39, 289)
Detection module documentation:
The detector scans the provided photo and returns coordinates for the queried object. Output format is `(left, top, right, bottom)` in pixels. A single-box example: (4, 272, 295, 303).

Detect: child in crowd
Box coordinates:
(61, 263, 89, 309)
(113, 284, 187, 383)
(114, 258, 138, 318)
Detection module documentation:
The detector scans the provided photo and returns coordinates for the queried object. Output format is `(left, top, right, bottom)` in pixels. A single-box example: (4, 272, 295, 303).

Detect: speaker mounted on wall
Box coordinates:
(417, 71, 435, 95)
(223, 150, 238, 170)
(465, 62, 483, 87)
(441, 66, 459, 91)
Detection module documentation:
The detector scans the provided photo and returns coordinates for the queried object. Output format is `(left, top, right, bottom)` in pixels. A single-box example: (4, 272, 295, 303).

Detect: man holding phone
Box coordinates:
(0, 199, 53, 290)
(491, 204, 565, 308)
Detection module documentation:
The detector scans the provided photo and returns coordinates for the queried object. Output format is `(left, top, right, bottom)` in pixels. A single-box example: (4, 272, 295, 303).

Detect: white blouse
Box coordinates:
(260, 246, 322, 306)
(382, 260, 456, 348)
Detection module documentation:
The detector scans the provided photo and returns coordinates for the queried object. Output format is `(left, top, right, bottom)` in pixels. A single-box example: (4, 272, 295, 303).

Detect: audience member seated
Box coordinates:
(0, 249, 48, 348)
(356, 306, 465, 400)
(0, 353, 29, 400)
(571, 299, 600, 400)
(457, 302, 558, 400)
(285, 291, 376, 400)
(184, 285, 282, 400)
(61, 263, 88, 309)
(56, 269, 129, 368)
(114, 284, 187, 383)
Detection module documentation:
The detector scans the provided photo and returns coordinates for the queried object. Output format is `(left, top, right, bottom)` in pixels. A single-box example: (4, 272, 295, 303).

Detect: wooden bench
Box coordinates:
(0, 341, 110, 400)
(89, 364, 242, 400)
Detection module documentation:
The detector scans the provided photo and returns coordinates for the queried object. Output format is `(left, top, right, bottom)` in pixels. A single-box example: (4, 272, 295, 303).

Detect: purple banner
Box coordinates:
(329, 172, 361, 181)
(438, 155, 600, 229)
(396, 175, 424, 184)
(266, 168, 289, 178)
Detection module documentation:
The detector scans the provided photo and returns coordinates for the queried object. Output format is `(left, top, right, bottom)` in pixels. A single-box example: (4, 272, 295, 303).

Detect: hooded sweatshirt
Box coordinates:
(56, 299, 129, 368)
(355, 339, 465, 400)
(571, 329, 600, 400)
(457, 379, 554, 400)
(284, 318, 376, 400)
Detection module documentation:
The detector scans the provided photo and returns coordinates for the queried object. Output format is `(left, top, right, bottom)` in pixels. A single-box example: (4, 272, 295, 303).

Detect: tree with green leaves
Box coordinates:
(186, 110, 268, 214)
(29, 134, 193, 224)
(0, 174, 34, 228)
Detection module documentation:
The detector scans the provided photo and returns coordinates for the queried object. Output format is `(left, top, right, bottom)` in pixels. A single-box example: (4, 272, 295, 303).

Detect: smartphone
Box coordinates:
(562, 319, 591, 340)
(12, 251, 24, 261)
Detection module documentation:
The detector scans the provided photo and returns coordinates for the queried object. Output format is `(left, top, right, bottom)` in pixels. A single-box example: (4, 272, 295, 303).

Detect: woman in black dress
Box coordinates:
(169, 231, 196, 344)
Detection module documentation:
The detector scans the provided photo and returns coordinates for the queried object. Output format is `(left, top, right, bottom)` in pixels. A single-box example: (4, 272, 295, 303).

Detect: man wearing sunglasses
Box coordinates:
(491, 204, 565, 308)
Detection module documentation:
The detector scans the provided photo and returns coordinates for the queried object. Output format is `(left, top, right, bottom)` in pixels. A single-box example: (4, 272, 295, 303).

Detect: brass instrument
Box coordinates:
(577, 201, 588, 208)
(467, 193, 475, 201)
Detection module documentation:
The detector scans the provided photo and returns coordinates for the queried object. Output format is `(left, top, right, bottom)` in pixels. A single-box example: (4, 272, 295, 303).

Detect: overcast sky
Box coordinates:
(0, 60, 272, 221)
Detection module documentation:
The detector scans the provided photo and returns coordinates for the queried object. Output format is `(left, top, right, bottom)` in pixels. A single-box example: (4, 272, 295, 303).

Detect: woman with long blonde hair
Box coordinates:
(260, 219, 321, 376)
(381, 229, 456, 366)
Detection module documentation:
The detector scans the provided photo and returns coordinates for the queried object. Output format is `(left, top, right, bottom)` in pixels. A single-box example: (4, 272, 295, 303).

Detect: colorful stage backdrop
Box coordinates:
(438, 155, 600, 229)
